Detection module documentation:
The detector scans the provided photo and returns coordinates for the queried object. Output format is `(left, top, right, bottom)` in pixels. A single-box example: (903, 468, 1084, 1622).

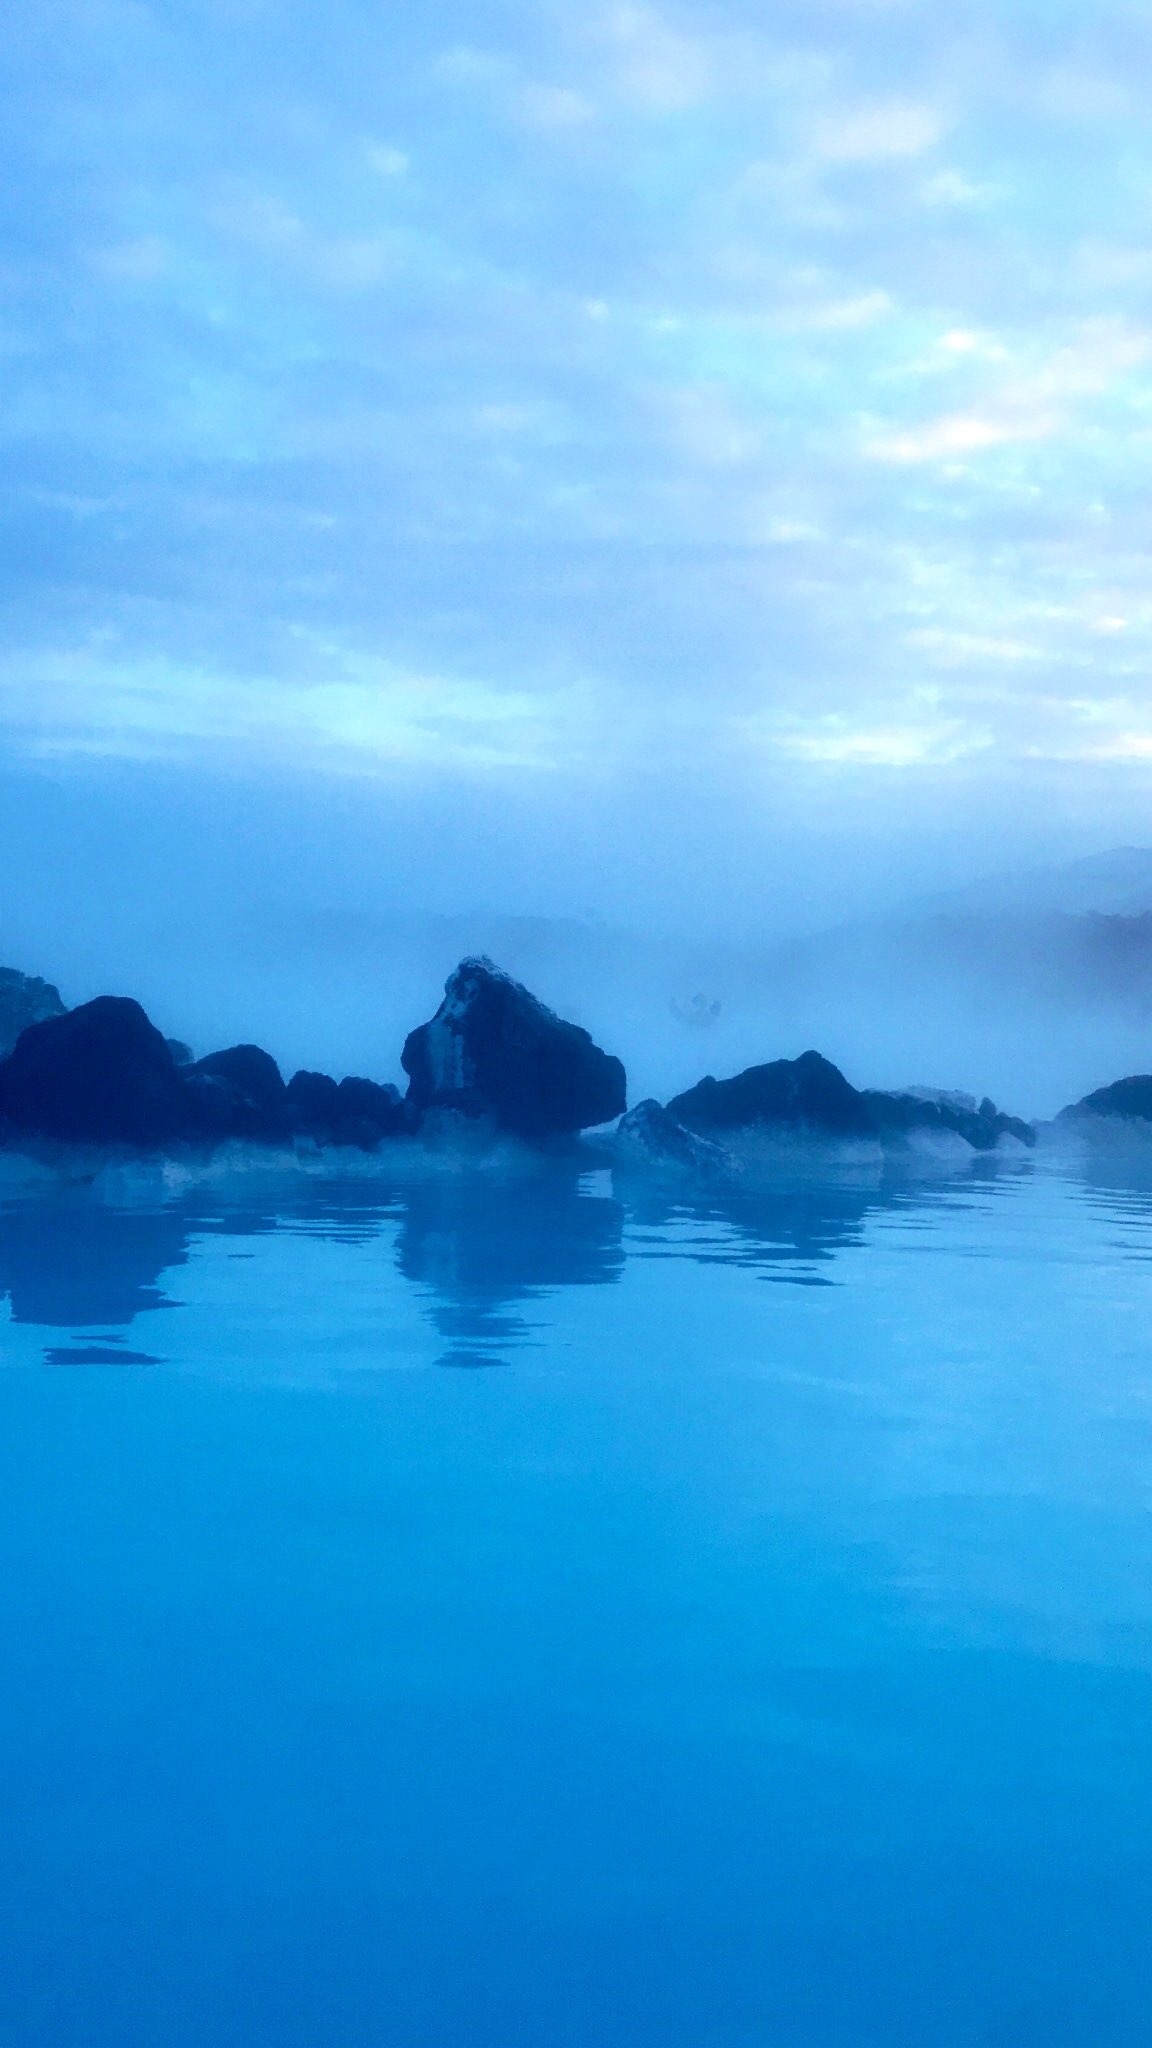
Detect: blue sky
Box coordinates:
(2, 0, 1152, 931)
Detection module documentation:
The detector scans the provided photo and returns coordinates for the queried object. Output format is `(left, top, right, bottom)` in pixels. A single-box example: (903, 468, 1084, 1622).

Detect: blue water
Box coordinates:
(3, 1149, 1152, 2046)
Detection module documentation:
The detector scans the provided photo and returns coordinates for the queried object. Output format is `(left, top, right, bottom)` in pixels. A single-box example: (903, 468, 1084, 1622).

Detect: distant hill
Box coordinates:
(915, 847, 1152, 920)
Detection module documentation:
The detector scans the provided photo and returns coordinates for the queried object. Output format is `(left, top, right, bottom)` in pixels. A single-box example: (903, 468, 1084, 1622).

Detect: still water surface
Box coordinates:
(2, 1150, 1151, 2046)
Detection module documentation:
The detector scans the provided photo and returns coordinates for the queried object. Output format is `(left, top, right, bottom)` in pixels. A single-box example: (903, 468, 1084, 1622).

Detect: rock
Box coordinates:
(0, 996, 184, 1147)
(614, 1099, 739, 1179)
(182, 1044, 288, 1142)
(861, 1089, 1035, 1152)
(401, 957, 626, 1139)
(286, 1069, 341, 1135)
(0, 967, 66, 1059)
(165, 1038, 194, 1067)
(285, 1070, 408, 1147)
(1058, 1075, 1152, 1124)
(335, 1076, 408, 1143)
(668, 1051, 875, 1142)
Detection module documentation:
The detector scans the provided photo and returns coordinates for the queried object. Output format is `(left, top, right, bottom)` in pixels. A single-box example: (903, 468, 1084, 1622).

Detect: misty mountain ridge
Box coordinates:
(906, 846, 1152, 921)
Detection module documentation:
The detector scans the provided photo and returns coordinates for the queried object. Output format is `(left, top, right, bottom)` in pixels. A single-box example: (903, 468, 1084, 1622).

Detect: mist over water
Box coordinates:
(2, 760, 1150, 1119)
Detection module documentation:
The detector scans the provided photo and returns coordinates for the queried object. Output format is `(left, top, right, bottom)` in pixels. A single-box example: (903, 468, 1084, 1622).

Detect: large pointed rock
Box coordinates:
(0, 996, 184, 1146)
(402, 957, 626, 1138)
(668, 1050, 875, 1141)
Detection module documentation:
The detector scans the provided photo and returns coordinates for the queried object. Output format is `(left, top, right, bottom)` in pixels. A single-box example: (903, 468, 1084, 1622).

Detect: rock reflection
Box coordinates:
(617, 1162, 1007, 1284)
(395, 1164, 625, 1365)
(0, 1152, 1040, 1369)
(0, 1192, 190, 1358)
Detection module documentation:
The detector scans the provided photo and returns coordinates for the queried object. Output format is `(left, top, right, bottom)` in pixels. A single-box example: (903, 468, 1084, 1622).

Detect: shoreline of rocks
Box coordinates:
(0, 953, 1149, 1175)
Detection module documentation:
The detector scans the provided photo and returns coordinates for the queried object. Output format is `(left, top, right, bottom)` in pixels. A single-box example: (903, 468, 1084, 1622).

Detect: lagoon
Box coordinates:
(2, 1149, 1151, 2045)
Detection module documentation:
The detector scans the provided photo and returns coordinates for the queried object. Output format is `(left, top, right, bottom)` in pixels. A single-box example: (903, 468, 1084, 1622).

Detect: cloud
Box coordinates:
(866, 321, 1151, 464)
(598, 3, 715, 114)
(2, 0, 1152, 872)
(812, 99, 946, 163)
(0, 641, 570, 773)
(757, 716, 988, 768)
(515, 82, 598, 129)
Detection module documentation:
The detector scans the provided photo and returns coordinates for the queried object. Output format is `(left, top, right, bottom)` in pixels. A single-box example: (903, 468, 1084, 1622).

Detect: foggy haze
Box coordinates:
(2, 754, 1150, 1120)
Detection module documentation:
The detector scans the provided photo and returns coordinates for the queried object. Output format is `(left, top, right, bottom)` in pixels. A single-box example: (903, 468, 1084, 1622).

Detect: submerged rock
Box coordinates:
(862, 1089, 1035, 1152)
(401, 957, 626, 1139)
(1058, 1075, 1152, 1124)
(614, 1099, 739, 1179)
(0, 967, 66, 1059)
(668, 1051, 875, 1143)
(0, 996, 184, 1146)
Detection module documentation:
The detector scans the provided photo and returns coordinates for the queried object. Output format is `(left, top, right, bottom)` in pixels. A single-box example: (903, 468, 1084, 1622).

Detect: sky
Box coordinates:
(2, 0, 1152, 955)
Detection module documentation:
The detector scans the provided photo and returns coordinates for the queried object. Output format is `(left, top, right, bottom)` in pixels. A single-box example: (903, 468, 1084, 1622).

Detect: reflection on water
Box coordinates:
(0, 1194, 189, 1355)
(0, 1154, 1044, 1367)
(395, 1167, 625, 1366)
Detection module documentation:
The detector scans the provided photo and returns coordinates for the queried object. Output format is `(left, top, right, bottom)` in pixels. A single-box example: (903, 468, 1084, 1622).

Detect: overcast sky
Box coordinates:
(2, 0, 1151, 941)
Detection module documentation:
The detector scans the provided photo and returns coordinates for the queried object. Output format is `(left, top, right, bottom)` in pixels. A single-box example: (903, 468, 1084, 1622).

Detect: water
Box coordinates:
(2, 1147, 1152, 2046)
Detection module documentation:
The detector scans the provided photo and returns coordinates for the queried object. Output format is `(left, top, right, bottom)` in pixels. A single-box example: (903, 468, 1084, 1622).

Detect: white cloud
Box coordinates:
(812, 100, 945, 164)
(599, 3, 714, 114)
(866, 412, 1046, 463)
(781, 289, 893, 332)
(366, 143, 410, 177)
(0, 645, 569, 773)
(920, 168, 998, 208)
(866, 320, 1152, 464)
(907, 628, 1043, 665)
(760, 716, 986, 767)
(516, 82, 597, 128)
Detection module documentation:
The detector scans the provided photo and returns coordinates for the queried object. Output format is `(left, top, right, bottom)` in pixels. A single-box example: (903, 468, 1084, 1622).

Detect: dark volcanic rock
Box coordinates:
(401, 957, 626, 1139)
(668, 1051, 875, 1142)
(286, 1069, 341, 1134)
(286, 1070, 408, 1147)
(182, 1044, 288, 1141)
(0, 968, 67, 1059)
(336, 1076, 407, 1140)
(0, 996, 184, 1146)
(1059, 1074, 1152, 1123)
(615, 1099, 739, 1178)
(862, 1089, 1035, 1151)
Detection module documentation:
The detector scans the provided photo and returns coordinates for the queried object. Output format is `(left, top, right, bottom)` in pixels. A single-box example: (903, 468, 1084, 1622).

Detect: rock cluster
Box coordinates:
(0, 950, 1075, 1169)
(0, 957, 625, 1154)
(622, 1052, 1036, 1176)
